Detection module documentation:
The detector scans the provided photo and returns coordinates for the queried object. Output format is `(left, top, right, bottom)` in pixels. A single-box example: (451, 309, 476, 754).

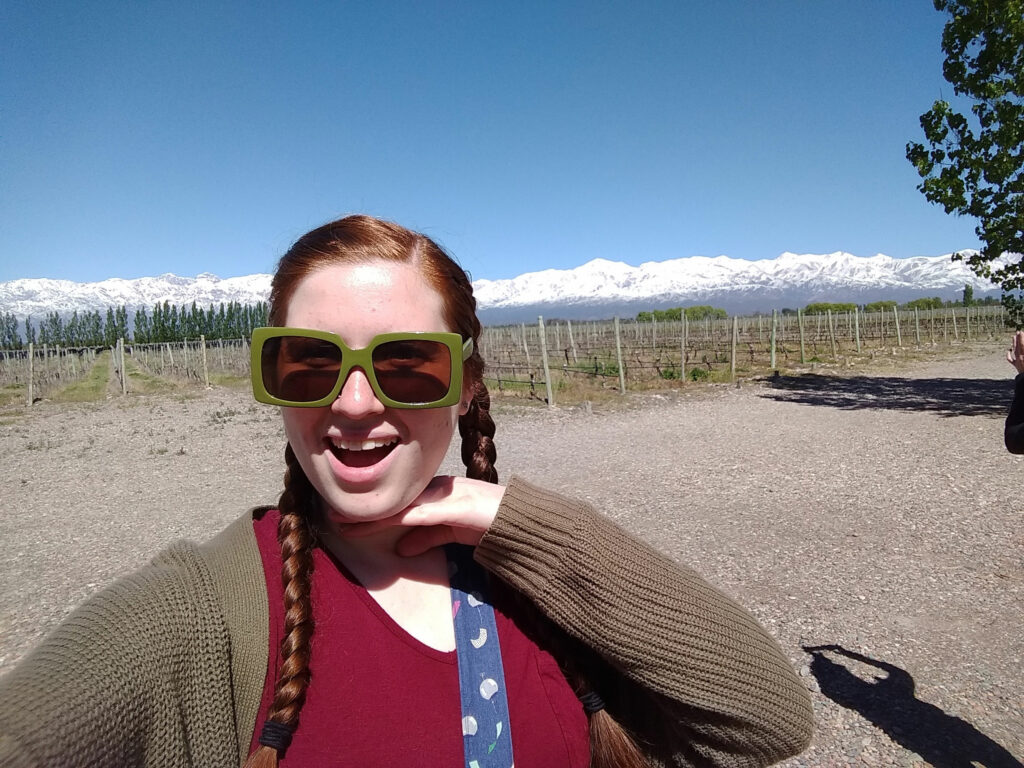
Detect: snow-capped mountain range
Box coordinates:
(0, 251, 999, 326)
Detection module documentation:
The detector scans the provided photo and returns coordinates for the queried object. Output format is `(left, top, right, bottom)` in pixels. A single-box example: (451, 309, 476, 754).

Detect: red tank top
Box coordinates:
(250, 508, 590, 767)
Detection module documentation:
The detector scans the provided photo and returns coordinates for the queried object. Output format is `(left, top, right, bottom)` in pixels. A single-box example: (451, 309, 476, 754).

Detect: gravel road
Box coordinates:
(1, 342, 1021, 766)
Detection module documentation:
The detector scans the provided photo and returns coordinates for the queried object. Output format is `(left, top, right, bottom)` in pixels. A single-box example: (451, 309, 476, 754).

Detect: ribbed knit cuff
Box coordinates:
(474, 475, 581, 601)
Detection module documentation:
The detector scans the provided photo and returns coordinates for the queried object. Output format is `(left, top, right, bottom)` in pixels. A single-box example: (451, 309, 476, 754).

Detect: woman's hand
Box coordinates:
(1008, 331, 1024, 374)
(339, 475, 507, 557)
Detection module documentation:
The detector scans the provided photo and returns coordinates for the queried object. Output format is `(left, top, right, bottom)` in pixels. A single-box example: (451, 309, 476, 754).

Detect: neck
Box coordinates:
(316, 519, 449, 591)
(318, 522, 406, 563)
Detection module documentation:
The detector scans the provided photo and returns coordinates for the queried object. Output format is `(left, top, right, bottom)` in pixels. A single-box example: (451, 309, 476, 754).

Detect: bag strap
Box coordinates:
(445, 544, 515, 768)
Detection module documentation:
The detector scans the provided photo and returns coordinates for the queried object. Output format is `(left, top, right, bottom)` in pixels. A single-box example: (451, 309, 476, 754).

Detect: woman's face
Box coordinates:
(280, 261, 468, 527)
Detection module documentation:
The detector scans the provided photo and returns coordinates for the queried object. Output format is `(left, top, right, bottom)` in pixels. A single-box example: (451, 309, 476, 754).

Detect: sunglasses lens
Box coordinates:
(372, 339, 453, 404)
(262, 336, 343, 402)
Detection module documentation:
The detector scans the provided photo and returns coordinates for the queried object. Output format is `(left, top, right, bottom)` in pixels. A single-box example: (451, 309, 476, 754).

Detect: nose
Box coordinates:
(330, 367, 386, 418)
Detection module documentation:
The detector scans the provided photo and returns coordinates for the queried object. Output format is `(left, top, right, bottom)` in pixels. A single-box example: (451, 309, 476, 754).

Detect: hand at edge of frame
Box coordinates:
(339, 475, 507, 557)
(1008, 330, 1024, 374)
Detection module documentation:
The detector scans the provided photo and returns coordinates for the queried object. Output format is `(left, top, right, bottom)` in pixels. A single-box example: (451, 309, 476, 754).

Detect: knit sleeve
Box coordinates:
(1005, 373, 1024, 453)
(474, 476, 814, 768)
(0, 542, 241, 768)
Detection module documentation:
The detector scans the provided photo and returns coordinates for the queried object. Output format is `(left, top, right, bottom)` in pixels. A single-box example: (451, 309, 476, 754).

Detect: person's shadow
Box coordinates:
(804, 645, 1021, 767)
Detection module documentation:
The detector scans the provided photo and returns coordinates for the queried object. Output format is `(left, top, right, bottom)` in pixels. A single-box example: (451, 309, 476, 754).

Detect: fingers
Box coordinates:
(334, 476, 506, 558)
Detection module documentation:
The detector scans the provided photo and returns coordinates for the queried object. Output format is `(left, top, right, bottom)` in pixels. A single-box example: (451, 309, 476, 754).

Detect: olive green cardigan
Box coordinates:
(0, 478, 813, 767)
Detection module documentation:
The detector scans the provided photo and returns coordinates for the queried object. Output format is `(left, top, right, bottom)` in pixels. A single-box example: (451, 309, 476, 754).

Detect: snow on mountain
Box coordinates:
(472, 250, 998, 322)
(0, 250, 999, 326)
(0, 273, 273, 321)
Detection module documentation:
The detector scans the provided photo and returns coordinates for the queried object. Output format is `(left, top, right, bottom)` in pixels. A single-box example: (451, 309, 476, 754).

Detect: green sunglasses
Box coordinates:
(251, 327, 473, 409)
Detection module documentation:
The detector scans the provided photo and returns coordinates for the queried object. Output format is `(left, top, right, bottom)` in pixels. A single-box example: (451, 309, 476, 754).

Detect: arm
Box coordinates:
(474, 477, 814, 767)
(0, 543, 240, 768)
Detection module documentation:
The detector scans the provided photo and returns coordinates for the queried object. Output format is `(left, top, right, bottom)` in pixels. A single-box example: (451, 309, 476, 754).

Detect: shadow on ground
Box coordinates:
(804, 645, 1022, 767)
(760, 375, 1013, 417)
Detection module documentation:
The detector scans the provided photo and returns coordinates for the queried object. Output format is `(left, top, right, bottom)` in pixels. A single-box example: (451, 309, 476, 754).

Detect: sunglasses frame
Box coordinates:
(250, 327, 473, 409)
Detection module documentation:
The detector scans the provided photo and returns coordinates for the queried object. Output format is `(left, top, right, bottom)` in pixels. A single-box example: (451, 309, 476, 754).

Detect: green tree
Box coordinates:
(104, 308, 117, 346)
(804, 302, 857, 315)
(903, 297, 945, 310)
(906, 0, 1024, 321)
(962, 283, 975, 305)
(683, 305, 727, 321)
(864, 301, 898, 313)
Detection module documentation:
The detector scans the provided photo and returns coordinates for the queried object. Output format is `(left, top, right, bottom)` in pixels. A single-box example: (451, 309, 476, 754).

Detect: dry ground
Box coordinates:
(1, 342, 1021, 767)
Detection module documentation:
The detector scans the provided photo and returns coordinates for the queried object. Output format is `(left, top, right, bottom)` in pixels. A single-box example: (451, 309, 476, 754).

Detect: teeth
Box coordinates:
(330, 437, 398, 451)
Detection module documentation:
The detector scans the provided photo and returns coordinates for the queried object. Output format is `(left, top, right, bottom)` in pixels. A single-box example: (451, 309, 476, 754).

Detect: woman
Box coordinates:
(1005, 330, 1024, 453)
(0, 216, 813, 767)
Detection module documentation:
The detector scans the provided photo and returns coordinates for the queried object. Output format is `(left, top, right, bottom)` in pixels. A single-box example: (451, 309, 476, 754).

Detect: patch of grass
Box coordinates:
(658, 366, 681, 380)
(687, 367, 711, 382)
(210, 373, 249, 389)
(50, 352, 112, 403)
(0, 383, 24, 407)
(123, 357, 178, 395)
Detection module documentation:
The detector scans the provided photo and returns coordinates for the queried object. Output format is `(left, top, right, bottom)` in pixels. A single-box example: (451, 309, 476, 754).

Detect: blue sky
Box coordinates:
(0, 1, 980, 284)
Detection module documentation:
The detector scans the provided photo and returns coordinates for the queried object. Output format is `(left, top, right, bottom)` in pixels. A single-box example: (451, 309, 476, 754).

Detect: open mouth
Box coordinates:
(328, 436, 399, 468)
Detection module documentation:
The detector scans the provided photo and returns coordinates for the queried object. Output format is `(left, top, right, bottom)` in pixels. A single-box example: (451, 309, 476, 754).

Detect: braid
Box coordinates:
(458, 377, 497, 483)
(243, 444, 317, 768)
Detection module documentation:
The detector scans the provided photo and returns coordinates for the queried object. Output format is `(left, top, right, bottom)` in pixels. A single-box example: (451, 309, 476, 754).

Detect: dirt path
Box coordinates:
(1, 341, 1021, 766)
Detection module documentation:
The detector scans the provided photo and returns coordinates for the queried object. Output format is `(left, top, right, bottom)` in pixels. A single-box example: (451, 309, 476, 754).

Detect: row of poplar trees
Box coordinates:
(1, 301, 269, 350)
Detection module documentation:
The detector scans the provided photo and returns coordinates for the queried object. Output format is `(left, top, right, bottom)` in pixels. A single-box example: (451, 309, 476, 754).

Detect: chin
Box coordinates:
(317, 483, 421, 527)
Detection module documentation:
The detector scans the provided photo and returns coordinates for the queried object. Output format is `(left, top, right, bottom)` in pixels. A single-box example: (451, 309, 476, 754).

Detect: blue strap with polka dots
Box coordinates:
(445, 544, 514, 768)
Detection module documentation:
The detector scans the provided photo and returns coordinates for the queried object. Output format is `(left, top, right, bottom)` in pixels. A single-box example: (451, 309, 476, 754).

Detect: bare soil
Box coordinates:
(1, 341, 1021, 767)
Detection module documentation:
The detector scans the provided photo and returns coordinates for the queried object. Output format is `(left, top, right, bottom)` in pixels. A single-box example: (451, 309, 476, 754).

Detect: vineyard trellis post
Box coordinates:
(200, 335, 210, 388)
(731, 315, 738, 380)
(681, 314, 688, 381)
(770, 310, 777, 370)
(854, 309, 861, 353)
(27, 342, 34, 406)
(914, 308, 921, 347)
(826, 310, 837, 360)
(614, 316, 626, 394)
(566, 319, 578, 363)
(538, 316, 554, 408)
(893, 307, 902, 349)
(952, 309, 959, 341)
(520, 323, 531, 367)
(118, 337, 127, 395)
(798, 309, 806, 364)
(965, 307, 971, 340)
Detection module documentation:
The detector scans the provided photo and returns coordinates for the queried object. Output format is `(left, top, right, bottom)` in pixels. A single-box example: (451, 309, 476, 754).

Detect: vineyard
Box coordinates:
(477, 305, 1010, 404)
(0, 305, 1011, 408)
